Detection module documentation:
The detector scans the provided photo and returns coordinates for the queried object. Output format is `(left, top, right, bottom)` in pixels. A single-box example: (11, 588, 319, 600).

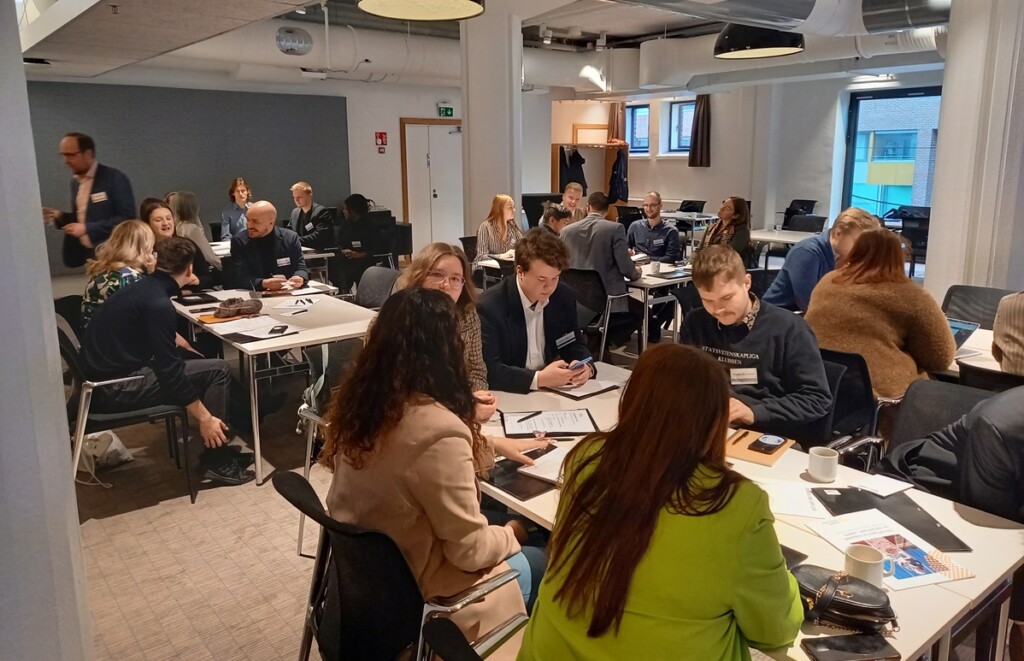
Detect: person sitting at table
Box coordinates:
(320, 288, 550, 630)
(229, 200, 307, 292)
(473, 193, 524, 271)
(627, 190, 681, 264)
(560, 182, 586, 224)
(538, 203, 572, 237)
(680, 245, 831, 443)
(337, 193, 380, 291)
(81, 237, 254, 485)
(518, 343, 803, 659)
(80, 220, 155, 332)
(692, 197, 752, 267)
(289, 181, 335, 251)
(560, 191, 645, 345)
(396, 242, 496, 421)
(764, 207, 880, 312)
(805, 229, 954, 399)
(166, 190, 222, 270)
(220, 177, 252, 240)
(478, 228, 594, 394)
(994, 291, 1024, 376)
(142, 198, 215, 292)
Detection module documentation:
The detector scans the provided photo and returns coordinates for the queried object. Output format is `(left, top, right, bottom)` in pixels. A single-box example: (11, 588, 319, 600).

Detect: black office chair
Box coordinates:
(459, 236, 479, 264)
(344, 266, 398, 311)
(956, 361, 1024, 392)
(271, 472, 527, 661)
(820, 349, 901, 438)
(614, 205, 643, 236)
(779, 199, 817, 226)
(678, 200, 706, 213)
(748, 269, 781, 300)
(55, 295, 84, 345)
(59, 328, 196, 502)
(787, 214, 826, 233)
(796, 360, 846, 448)
(941, 285, 1015, 330)
(495, 258, 516, 279)
(672, 283, 703, 319)
(560, 268, 633, 361)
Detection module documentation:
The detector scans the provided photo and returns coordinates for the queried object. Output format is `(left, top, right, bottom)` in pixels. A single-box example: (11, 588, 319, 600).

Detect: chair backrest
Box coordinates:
(560, 268, 608, 320)
(678, 199, 706, 213)
(788, 214, 827, 233)
(941, 285, 1015, 330)
(354, 267, 399, 309)
(520, 193, 562, 228)
(495, 258, 516, 278)
(55, 295, 84, 339)
(956, 361, 1024, 393)
(889, 379, 990, 448)
(748, 269, 781, 299)
(800, 360, 847, 447)
(271, 472, 424, 660)
(788, 199, 817, 215)
(459, 236, 478, 263)
(820, 348, 877, 436)
(615, 206, 643, 235)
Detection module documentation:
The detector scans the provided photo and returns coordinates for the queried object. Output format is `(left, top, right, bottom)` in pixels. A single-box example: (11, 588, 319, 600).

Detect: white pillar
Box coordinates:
(925, 0, 1024, 297)
(0, 2, 93, 658)
(460, 1, 523, 235)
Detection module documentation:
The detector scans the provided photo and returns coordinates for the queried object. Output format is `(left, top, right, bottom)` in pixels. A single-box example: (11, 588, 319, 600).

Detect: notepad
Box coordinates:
(501, 409, 597, 438)
(516, 444, 571, 485)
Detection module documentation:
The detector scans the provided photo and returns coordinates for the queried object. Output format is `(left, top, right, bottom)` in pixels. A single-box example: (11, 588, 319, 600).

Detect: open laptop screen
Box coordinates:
(948, 318, 980, 349)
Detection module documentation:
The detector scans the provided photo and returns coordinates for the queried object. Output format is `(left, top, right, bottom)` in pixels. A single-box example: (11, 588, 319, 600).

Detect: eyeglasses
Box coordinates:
(60, 151, 83, 157)
(425, 270, 465, 288)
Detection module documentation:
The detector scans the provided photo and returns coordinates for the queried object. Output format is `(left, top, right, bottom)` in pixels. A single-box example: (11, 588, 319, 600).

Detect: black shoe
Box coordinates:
(202, 461, 255, 486)
(227, 448, 255, 467)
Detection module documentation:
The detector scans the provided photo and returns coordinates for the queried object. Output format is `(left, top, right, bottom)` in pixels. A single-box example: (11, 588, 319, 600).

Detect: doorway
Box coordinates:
(401, 118, 464, 253)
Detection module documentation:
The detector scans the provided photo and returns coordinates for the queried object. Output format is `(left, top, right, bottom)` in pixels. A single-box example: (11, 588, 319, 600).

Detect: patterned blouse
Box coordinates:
(474, 219, 524, 270)
(460, 306, 489, 392)
(80, 267, 144, 332)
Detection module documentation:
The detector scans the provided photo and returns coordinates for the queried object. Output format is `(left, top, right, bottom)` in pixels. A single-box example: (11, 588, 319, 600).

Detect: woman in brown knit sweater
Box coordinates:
(805, 229, 955, 398)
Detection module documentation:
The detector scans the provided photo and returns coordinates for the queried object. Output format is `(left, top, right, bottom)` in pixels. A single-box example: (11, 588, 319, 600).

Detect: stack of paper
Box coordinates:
(516, 445, 571, 485)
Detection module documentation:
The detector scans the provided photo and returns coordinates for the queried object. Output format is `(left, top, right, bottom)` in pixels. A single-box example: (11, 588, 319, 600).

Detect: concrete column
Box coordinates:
(925, 0, 1024, 297)
(460, 1, 523, 234)
(0, 1, 93, 658)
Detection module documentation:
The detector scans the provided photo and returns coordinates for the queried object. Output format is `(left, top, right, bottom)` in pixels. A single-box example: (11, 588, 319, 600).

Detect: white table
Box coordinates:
(627, 262, 690, 352)
(480, 368, 1024, 661)
(947, 328, 1001, 375)
(173, 285, 375, 484)
(749, 229, 817, 269)
(662, 212, 716, 255)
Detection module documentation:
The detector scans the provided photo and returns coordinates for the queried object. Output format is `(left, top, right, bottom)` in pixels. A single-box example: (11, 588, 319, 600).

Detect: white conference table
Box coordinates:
(948, 328, 1001, 375)
(749, 229, 817, 269)
(627, 262, 690, 351)
(480, 362, 1024, 661)
(173, 284, 375, 484)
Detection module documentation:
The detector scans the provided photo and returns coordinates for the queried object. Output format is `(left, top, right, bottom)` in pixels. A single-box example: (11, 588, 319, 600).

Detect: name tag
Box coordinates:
(653, 238, 664, 246)
(351, 241, 362, 249)
(304, 222, 314, 232)
(90, 192, 108, 203)
(730, 368, 758, 386)
(555, 331, 576, 349)
(276, 257, 291, 267)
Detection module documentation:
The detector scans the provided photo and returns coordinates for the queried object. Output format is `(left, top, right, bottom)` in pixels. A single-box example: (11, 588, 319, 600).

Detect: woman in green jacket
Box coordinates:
(518, 344, 803, 661)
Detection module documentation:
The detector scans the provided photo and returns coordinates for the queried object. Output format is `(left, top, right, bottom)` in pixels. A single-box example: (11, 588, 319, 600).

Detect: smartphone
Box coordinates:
(567, 356, 594, 371)
(748, 434, 786, 455)
(268, 325, 288, 335)
(800, 633, 900, 660)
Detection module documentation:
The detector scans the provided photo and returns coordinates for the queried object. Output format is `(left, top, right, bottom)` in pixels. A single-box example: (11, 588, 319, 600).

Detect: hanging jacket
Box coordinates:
(559, 147, 587, 194)
(608, 149, 629, 204)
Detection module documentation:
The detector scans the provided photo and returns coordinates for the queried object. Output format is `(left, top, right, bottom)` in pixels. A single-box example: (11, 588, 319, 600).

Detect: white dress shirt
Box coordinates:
(516, 277, 548, 390)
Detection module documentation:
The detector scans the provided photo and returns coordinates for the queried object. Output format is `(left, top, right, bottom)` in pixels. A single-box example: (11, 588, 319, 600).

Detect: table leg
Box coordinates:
(994, 599, 1011, 661)
(934, 629, 952, 661)
(247, 353, 264, 485)
(641, 289, 650, 352)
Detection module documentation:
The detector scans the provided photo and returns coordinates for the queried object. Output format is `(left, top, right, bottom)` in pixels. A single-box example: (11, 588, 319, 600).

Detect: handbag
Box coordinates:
(792, 565, 899, 634)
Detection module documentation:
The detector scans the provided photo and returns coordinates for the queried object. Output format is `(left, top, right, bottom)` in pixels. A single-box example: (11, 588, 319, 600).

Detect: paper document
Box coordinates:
(288, 287, 326, 297)
(751, 478, 828, 519)
(208, 316, 275, 334)
(238, 323, 302, 340)
(502, 409, 597, 437)
(275, 297, 322, 309)
(516, 445, 571, 485)
(808, 509, 973, 590)
(853, 474, 915, 498)
(630, 253, 648, 262)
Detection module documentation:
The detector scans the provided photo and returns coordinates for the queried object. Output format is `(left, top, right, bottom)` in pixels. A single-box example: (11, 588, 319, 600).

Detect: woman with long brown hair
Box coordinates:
(519, 344, 802, 659)
(806, 228, 954, 398)
(474, 193, 524, 270)
(321, 288, 548, 638)
(693, 196, 752, 266)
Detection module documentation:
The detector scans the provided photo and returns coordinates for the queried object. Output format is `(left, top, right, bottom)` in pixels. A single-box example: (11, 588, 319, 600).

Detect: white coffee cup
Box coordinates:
(650, 261, 662, 274)
(845, 544, 895, 587)
(808, 446, 839, 483)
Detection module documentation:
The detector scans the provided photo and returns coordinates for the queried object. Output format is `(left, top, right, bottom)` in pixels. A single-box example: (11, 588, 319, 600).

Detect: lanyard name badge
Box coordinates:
(555, 332, 576, 349)
(730, 367, 758, 386)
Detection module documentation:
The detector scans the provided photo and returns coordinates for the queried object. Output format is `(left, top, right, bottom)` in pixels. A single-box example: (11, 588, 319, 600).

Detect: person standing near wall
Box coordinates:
(42, 132, 136, 268)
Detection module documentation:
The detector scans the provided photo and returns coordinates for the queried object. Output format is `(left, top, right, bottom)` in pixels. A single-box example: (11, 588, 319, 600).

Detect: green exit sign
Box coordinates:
(438, 105, 454, 118)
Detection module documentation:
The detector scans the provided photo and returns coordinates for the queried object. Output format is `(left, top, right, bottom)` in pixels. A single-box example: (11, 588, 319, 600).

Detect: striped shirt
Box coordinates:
(474, 219, 524, 269)
(994, 292, 1024, 376)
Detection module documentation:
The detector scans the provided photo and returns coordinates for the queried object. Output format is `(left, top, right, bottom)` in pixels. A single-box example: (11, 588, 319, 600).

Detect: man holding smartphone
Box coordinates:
(479, 228, 595, 393)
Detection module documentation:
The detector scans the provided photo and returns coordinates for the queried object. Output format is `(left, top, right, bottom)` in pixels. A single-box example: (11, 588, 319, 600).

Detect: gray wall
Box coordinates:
(28, 82, 350, 275)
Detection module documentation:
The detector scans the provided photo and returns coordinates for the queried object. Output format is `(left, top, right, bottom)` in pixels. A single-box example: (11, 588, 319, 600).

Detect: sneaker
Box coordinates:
(202, 461, 255, 486)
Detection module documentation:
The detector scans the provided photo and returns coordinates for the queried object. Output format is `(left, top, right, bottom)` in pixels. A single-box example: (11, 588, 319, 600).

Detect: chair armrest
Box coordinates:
(87, 374, 146, 389)
(607, 292, 631, 300)
(876, 397, 902, 407)
(472, 613, 530, 659)
(297, 403, 326, 426)
(427, 569, 521, 614)
(828, 434, 883, 454)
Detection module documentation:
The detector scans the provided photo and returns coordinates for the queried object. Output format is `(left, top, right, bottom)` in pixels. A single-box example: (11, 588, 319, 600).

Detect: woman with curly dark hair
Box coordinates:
(321, 288, 547, 638)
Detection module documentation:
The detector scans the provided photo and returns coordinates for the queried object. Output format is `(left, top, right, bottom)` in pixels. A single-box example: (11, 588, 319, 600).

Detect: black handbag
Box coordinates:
(792, 565, 899, 634)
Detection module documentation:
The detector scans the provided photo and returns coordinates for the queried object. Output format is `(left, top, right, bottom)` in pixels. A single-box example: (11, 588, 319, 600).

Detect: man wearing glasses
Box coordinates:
(42, 132, 135, 268)
(627, 191, 681, 264)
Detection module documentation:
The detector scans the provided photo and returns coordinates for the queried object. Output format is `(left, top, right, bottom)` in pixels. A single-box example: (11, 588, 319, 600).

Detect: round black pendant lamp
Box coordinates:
(357, 0, 484, 21)
(714, 23, 805, 59)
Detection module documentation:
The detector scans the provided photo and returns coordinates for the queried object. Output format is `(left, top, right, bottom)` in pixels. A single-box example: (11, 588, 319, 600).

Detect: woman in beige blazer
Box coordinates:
(320, 288, 548, 642)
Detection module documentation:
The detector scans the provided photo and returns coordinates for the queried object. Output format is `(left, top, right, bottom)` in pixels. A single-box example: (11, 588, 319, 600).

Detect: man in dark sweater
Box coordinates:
(680, 245, 831, 442)
(82, 237, 254, 485)
(230, 200, 308, 291)
(289, 181, 336, 251)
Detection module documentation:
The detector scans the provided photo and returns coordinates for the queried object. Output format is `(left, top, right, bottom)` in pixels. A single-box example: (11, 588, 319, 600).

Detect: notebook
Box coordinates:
(649, 267, 691, 280)
(948, 317, 982, 359)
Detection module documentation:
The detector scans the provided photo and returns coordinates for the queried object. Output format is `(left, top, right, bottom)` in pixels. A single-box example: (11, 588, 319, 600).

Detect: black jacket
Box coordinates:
(608, 149, 629, 204)
(229, 226, 308, 291)
(57, 163, 136, 267)
(81, 271, 198, 407)
(558, 147, 587, 194)
(291, 203, 336, 251)
(478, 277, 592, 393)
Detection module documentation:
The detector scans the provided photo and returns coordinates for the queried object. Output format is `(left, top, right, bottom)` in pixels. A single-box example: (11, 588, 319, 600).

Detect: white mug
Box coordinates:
(808, 446, 839, 483)
(845, 544, 896, 587)
(650, 261, 662, 274)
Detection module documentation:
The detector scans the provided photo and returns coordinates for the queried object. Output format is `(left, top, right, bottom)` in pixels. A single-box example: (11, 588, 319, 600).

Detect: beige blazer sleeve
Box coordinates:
(407, 435, 519, 573)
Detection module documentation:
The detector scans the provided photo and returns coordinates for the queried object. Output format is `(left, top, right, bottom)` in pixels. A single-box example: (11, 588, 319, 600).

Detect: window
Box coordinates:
(626, 105, 650, 152)
(667, 100, 696, 153)
(871, 131, 917, 161)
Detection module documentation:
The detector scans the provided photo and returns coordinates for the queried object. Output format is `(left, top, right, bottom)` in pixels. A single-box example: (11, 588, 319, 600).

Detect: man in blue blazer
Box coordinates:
(478, 228, 594, 394)
(230, 201, 308, 291)
(43, 132, 135, 268)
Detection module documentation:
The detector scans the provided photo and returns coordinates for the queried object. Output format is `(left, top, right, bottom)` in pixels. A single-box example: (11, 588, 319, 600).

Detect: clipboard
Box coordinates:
(541, 381, 620, 401)
(499, 409, 599, 438)
(725, 430, 795, 467)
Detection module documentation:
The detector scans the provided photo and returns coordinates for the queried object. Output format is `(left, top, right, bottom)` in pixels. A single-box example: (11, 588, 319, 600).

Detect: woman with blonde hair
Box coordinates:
(806, 228, 954, 398)
(397, 242, 494, 420)
(80, 220, 155, 331)
(165, 190, 222, 270)
(474, 193, 524, 270)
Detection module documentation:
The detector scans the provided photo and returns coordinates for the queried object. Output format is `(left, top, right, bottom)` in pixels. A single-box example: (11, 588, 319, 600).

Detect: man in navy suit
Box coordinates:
(478, 228, 594, 394)
(43, 132, 135, 268)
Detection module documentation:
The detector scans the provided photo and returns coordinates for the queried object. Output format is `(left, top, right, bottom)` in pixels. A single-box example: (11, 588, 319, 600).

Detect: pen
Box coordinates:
(517, 411, 542, 423)
(290, 309, 309, 316)
(728, 429, 746, 445)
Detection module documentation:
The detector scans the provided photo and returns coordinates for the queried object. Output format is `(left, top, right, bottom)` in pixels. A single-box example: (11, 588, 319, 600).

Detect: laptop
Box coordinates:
(948, 317, 982, 359)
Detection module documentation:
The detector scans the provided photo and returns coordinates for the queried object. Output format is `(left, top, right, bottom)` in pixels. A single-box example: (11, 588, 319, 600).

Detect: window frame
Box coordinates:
(626, 104, 650, 153)
(666, 100, 697, 154)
